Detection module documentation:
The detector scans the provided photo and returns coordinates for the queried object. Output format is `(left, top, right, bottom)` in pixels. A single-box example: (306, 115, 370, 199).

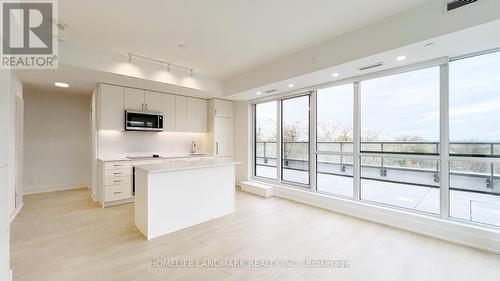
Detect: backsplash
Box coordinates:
(98, 130, 207, 158)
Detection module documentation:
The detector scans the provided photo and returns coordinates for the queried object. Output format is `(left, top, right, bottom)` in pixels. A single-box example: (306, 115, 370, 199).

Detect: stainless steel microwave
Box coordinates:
(125, 111, 164, 132)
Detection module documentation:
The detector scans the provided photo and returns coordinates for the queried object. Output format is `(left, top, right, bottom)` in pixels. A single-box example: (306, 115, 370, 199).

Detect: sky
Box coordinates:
(255, 51, 500, 143)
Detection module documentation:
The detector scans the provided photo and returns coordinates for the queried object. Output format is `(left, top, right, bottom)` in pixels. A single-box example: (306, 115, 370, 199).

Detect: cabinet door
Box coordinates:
(162, 94, 176, 132)
(186, 98, 198, 132)
(214, 99, 233, 118)
(145, 91, 163, 113)
(214, 117, 233, 157)
(197, 99, 208, 132)
(99, 84, 124, 131)
(124, 88, 145, 111)
(175, 96, 187, 132)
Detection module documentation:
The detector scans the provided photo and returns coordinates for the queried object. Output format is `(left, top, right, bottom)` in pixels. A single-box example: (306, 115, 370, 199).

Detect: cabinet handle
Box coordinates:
(113, 172, 122, 175)
(216, 142, 219, 155)
(214, 109, 217, 116)
(113, 191, 123, 194)
(142, 103, 145, 112)
(113, 180, 122, 183)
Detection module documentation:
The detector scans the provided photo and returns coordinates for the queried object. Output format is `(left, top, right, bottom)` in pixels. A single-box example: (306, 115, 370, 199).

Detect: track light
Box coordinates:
(127, 52, 194, 76)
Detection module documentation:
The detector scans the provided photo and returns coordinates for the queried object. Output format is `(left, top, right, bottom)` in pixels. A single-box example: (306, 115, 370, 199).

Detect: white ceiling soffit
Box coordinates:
(224, 0, 500, 99)
(14, 64, 214, 98)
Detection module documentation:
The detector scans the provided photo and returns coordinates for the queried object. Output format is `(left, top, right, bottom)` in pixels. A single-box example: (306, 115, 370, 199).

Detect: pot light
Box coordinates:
(332, 73, 339, 77)
(54, 82, 69, 88)
(256, 91, 263, 95)
(396, 56, 406, 61)
(288, 84, 295, 88)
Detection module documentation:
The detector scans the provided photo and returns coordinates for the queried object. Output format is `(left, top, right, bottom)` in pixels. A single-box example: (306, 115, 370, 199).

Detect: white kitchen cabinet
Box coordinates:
(162, 94, 176, 132)
(213, 99, 233, 118)
(175, 96, 187, 132)
(186, 98, 198, 132)
(145, 91, 163, 113)
(124, 88, 145, 112)
(99, 84, 124, 131)
(208, 99, 233, 157)
(197, 99, 208, 132)
(214, 117, 233, 157)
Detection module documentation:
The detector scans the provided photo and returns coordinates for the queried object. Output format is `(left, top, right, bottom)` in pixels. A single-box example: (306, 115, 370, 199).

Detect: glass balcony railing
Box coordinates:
(255, 141, 500, 195)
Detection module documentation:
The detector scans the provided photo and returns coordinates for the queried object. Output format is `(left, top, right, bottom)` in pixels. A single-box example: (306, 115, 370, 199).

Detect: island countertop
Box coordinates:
(134, 158, 239, 174)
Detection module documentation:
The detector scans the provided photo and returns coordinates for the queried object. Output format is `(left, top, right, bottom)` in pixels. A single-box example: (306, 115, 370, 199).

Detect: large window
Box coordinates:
(252, 49, 500, 229)
(255, 101, 278, 179)
(317, 84, 354, 197)
(449, 51, 500, 227)
(360, 67, 440, 214)
(282, 95, 310, 185)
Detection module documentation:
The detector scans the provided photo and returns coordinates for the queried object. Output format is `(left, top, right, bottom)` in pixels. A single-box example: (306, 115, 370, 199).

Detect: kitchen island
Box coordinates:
(134, 158, 239, 240)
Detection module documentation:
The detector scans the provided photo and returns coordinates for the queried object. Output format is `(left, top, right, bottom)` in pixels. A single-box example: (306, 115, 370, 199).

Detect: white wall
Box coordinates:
(0, 68, 11, 281)
(98, 131, 206, 158)
(23, 91, 91, 194)
(9, 75, 22, 217)
(233, 101, 251, 184)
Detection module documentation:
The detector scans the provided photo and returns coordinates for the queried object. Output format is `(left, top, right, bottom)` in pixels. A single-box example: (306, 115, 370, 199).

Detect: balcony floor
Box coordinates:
(256, 166, 500, 227)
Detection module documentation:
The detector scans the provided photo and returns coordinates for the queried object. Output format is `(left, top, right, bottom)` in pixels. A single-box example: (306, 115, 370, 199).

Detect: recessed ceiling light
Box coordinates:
(54, 82, 69, 88)
(288, 84, 295, 88)
(396, 56, 406, 61)
(332, 73, 339, 77)
(256, 91, 263, 95)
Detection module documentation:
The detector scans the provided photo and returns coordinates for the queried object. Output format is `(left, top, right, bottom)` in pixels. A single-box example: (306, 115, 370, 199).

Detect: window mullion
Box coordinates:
(353, 82, 361, 201)
(440, 62, 450, 219)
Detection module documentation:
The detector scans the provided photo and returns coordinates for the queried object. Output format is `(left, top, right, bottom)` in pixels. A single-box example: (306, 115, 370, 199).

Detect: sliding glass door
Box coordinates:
(316, 84, 354, 197)
(281, 95, 310, 186)
(255, 101, 278, 179)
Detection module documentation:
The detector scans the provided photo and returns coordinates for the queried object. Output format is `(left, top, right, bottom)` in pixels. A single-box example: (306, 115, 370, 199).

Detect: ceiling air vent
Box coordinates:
(359, 62, 384, 71)
(447, 0, 478, 12)
(265, 89, 278, 94)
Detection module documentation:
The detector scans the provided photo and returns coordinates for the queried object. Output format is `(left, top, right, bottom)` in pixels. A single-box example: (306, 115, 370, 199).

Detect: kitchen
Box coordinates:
(92, 84, 238, 237)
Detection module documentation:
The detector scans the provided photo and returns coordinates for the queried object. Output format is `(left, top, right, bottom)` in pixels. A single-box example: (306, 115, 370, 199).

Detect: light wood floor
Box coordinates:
(11, 188, 500, 281)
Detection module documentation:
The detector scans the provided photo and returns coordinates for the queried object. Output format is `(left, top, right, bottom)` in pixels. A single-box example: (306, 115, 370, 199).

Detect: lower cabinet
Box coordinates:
(98, 156, 215, 207)
(99, 160, 133, 207)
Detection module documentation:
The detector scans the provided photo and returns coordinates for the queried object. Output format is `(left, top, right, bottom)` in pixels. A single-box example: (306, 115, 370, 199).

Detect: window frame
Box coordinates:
(250, 50, 500, 230)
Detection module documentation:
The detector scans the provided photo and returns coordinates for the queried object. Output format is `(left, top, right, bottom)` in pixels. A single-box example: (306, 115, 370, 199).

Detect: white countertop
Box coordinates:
(98, 154, 214, 162)
(134, 158, 239, 173)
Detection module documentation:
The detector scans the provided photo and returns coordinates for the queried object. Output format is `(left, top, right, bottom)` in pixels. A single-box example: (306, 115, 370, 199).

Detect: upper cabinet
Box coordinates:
(97, 84, 207, 133)
(162, 94, 176, 132)
(213, 99, 233, 118)
(175, 96, 187, 132)
(99, 84, 124, 131)
(197, 99, 208, 132)
(124, 88, 144, 112)
(124, 88, 163, 113)
(145, 91, 163, 113)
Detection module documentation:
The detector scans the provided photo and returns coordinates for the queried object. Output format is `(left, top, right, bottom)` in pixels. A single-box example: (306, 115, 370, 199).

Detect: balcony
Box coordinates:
(255, 141, 500, 227)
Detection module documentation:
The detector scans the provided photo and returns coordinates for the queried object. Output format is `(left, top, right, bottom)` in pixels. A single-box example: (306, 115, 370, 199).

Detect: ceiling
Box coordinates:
(57, 0, 431, 79)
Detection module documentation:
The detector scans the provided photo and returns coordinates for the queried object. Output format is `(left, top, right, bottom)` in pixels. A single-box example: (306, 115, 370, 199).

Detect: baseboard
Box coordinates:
(23, 183, 89, 195)
(9, 203, 23, 223)
(250, 180, 500, 254)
